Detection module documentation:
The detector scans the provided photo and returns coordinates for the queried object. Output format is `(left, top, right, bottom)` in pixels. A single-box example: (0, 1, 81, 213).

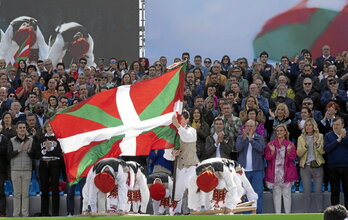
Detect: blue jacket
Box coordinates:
(236, 134, 265, 171)
(324, 129, 348, 168)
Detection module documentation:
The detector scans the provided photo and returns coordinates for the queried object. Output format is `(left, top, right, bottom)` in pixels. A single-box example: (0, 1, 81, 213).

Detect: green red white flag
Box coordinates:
(50, 63, 185, 184)
(10, 35, 31, 69)
(253, 0, 348, 60)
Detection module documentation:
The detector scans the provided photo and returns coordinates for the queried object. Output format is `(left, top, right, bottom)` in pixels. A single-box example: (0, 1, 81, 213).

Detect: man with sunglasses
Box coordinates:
(321, 77, 348, 108)
(295, 77, 320, 111)
(78, 58, 88, 75)
(293, 98, 323, 124)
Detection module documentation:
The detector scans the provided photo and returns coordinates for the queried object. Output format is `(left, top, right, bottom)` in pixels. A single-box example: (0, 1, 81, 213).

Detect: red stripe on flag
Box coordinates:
(135, 131, 176, 156)
(50, 114, 107, 138)
(257, 8, 318, 37)
(130, 67, 181, 116)
(310, 5, 348, 58)
(85, 88, 121, 119)
(64, 139, 123, 183)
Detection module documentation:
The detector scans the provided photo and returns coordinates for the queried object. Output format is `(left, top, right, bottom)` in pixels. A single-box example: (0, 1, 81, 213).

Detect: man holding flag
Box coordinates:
(164, 111, 199, 215)
(50, 63, 185, 214)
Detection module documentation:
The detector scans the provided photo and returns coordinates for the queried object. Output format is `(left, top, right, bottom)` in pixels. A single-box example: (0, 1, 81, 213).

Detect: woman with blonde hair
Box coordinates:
(267, 103, 292, 140)
(239, 96, 265, 124)
(265, 124, 298, 213)
(297, 118, 325, 213)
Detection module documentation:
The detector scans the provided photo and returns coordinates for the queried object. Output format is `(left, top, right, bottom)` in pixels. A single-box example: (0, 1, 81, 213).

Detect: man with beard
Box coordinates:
(269, 84, 296, 117)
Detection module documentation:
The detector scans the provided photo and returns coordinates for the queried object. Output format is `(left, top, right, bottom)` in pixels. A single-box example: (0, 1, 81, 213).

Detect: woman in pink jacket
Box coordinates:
(264, 124, 298, 214)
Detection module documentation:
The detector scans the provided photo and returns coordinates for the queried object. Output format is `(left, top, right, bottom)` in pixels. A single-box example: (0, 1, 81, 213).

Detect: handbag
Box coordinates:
(310, 160, 320, 168)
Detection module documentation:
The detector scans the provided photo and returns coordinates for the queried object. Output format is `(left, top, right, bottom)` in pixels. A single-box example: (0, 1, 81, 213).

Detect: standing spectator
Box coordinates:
(45, 96, 59, 118)
(239, 96, 265, 124)
(0, 132, 8, 217)
(267, 103, 293, 140)
(205, 118, 233, 160)
(295, 77, 321, 111)
(32, 121, 62, 216)
(189, 107, 209, 161)
(7, 121, 34, 217)
(324, 117, 348, 209)
(1, 111, 16, 139)
(315, 45, 335, 72)
(241, 83, 269, 116)
(264, 124, 298, 214)
(236, 119, 265, 213)
(240, 108, 267, 139)
(297, 118, 325, 213)
(213, 102, 242, 159)
(42, 79, 58, 101)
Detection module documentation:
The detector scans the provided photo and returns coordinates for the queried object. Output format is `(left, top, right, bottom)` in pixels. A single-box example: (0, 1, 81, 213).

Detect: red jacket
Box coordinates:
(264, 139, 298, 183)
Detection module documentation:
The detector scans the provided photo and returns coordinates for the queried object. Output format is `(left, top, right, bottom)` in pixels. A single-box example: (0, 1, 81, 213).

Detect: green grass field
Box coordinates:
(6, 214, 323, 220)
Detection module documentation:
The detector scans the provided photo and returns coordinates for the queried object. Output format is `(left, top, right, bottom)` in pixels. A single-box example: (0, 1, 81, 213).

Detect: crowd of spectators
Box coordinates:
(0, 45, 348, 216)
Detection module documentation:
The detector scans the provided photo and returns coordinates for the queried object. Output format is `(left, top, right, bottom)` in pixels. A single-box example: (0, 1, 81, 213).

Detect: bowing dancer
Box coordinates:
(147, 171, 173, 215)
(187, 158, 241, 213)
(125, 161, 149, 214)
(82, 158, 129, 215)
(164, 111, 199, 215)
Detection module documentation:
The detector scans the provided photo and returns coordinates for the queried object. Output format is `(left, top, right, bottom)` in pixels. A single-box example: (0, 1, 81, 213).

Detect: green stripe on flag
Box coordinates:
(139, 67, 181, 121)
(253, 8, 339, 60)
(74, 134, 125, 184)
(142, 126, 181, 149)
(62, 104, 123, 127)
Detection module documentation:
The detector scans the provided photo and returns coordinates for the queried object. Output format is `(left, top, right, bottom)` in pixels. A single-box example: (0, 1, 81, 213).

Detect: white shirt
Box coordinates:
(213, 133, 221, 158)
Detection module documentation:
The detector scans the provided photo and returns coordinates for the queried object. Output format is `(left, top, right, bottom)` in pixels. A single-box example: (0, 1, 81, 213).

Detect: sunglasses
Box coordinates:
(303, 83, 312, 85)
(329, 81, 337, 85)
(9, 95, 15, 98)
(204, 61, 211, 63)
(95, 79, 101, 81)
(68, 84, 75, 87)
(303, 102, 313, 105)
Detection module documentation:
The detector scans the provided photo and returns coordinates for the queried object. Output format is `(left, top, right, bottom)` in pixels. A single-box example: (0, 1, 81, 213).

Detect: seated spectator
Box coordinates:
(240, 108, 267, 139)
(239, 96, 265, 124)
(264, 124, 298, 214)
(189, 107, 210, 161)
(270, 56, 292, 89)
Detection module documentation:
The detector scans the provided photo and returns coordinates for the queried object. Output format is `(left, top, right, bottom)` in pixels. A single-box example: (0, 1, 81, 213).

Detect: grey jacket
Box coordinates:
(236, 134, 265, 171)
(8, 136, 34, 171)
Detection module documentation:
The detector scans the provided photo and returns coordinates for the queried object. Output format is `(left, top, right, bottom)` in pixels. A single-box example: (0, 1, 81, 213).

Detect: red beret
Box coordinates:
(149, 183, 166, 201)
(196, 170, 218, 192)
(14, 27, 37, 47)
(69, 38, 89, 59)
(94, 172, 115, 193)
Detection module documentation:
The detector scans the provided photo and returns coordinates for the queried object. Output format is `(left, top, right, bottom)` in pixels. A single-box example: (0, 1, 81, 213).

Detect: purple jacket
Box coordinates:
(264, 139, 298, 183)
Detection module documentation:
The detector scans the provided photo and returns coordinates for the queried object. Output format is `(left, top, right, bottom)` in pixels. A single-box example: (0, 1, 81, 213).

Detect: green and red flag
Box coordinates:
(50, 63, 185, 184)
(253, 0, 348, 60)
(10, 29, 33, 68)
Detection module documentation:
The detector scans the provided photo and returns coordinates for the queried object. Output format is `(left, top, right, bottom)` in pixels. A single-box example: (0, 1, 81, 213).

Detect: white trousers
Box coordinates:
(272, 185, 292, 214)
(171, 166, 196, 215)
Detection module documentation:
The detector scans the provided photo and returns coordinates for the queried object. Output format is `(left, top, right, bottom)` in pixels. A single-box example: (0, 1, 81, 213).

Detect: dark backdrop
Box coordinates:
(0, 0, 139, 63)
